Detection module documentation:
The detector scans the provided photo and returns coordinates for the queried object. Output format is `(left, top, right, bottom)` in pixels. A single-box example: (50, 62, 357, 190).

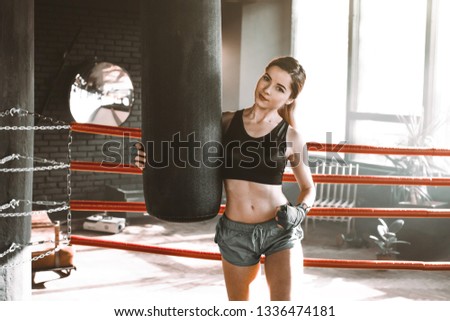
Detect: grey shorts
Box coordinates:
(214, 214, 303, 266)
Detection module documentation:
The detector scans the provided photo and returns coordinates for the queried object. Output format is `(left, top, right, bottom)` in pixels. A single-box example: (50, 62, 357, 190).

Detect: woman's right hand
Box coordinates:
(133, 142, 146, 170)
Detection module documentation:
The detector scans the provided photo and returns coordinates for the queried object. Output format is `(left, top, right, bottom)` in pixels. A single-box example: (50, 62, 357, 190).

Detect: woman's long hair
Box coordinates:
(266, 57, 306, 128)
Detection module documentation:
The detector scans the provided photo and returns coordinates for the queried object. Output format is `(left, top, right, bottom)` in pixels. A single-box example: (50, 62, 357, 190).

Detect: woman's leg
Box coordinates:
(221, 259, 261, 301)
(264, 245, 304, 301)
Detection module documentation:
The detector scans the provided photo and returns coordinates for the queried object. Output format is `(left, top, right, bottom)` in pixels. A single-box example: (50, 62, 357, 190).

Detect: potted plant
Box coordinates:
(369, 218, 411, 260)
(386, 114, 446, 206)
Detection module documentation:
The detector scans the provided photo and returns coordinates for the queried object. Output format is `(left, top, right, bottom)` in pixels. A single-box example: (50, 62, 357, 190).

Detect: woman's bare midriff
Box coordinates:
(223, 179, 288, 224)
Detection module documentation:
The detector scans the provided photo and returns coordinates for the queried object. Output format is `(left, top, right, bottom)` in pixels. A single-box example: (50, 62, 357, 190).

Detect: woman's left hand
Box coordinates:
(132, 142, 146, 170)
(275, 203, 306, 230)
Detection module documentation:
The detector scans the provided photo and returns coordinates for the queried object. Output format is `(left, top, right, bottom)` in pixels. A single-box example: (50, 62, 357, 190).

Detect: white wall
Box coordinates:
(238, 0, 292, 109)
(222, 3, 242, 111)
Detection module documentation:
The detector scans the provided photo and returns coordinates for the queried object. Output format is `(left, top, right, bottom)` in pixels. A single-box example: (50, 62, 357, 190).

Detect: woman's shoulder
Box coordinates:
(286, 124, 305, 145)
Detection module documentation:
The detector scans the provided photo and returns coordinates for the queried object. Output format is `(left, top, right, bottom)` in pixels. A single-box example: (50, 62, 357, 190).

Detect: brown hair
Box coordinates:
(266, 56, 306, 128)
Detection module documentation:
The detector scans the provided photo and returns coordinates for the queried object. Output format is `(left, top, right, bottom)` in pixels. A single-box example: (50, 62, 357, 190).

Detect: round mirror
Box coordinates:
(69, 62, 134, 126)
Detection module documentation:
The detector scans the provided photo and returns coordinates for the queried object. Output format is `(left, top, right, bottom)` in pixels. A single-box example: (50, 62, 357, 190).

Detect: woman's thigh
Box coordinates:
(264, 245, 304, 301)
(221, 259, 261, 301)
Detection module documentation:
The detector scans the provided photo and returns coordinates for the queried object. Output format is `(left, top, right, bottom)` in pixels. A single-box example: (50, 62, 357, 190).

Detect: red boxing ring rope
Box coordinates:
(71, 122, 142, 139)
(284, 173, 450, 186)
(71, 200, 148, 213)
(306, 142, 450, 156)
(69, 200, 450, 218)
(70, 122, 450, 156)
(69, 235, 450, 271)
(70, 161, 450, 186)
(71, 161, 142, 175)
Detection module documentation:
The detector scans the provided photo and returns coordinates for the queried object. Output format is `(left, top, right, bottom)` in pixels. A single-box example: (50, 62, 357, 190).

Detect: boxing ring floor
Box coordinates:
(31, 215, 450, 302)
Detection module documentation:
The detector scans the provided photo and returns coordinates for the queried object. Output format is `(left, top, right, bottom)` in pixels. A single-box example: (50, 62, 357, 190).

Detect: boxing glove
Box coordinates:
(276, 202, 310, 230)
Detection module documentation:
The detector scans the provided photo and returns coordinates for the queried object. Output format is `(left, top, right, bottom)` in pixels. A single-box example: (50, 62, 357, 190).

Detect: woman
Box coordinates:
(135, 56, 315, 301)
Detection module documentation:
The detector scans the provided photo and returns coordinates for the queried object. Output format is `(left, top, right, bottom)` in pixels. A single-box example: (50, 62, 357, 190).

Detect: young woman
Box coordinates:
(135, 56, 315, 301)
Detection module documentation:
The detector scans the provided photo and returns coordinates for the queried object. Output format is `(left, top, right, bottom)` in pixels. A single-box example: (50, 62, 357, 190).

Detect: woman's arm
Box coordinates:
(286, 127, 316, 207)
(275, 127, 316, 230)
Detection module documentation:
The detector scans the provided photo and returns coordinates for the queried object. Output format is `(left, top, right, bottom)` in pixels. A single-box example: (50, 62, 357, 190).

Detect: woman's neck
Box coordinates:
(246, 105, 282, 124)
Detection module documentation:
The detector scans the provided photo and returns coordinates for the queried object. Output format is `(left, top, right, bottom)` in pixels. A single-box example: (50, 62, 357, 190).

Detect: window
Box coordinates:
(433, 0, 450, 148)
(293, 0, 450, 169)
(292, 0, 349, 147)
(356, 0, 426, 116)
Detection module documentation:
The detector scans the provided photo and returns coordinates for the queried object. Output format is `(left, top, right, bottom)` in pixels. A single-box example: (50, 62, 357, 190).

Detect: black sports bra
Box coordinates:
(222, 109, 289, 185)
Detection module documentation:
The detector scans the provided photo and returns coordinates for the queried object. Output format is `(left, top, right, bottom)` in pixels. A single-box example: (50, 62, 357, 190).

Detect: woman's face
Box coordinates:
(254, 65, 294, 110)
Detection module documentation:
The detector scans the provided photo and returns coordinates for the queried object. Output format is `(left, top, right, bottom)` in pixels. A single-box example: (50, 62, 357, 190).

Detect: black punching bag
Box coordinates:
(140, 0, 222, 222)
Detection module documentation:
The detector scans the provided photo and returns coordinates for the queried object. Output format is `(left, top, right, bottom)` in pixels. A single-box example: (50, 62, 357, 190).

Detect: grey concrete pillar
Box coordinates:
(140, 0, 223, 222)
(0, 0, 34, 300)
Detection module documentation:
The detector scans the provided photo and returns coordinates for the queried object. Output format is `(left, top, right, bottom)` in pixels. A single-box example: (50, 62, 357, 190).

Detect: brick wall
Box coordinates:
(34, 0, 142, 203)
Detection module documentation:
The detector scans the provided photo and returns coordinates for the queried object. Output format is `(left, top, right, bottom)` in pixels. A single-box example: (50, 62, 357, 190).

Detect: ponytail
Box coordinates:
(278, 101, 297, 128)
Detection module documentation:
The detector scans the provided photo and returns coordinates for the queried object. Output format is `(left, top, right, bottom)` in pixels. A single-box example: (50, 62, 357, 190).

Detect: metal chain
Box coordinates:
(32, 200, 67, 206)
(0, 199, 20, 211)
(0, 199, 69, 216)
(0, 154, 69, 172)
(0, 154, 20, 164)
(0, 164, 69, 172)
(66, 129, 73, 241)
(0, 107, 68, 125)
(0, 245, 69, 270)
(28, 110, 69, 126)
(0, 208, 68, 268)
(30, 247, 61, 263)
(1, 199, 66, 208)
(0, 109, 11, 117)
(0, 239, 56, 257)
(1, 154, 62, 165)
(0, 107, 73, 266)
(0, 204, 69, 218)
(0, 107, 26, 118)
(28, 239, 55, 247)
(0, 125, 71, 131)
(0, 107, 70, 130)
(32, 155, 67, 165)
(0, 199, 68, 269)
(0, 243, 20, 258)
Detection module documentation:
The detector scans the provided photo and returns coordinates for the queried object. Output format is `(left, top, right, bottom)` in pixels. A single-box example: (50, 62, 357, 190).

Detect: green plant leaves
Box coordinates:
(370, 218, 410, 255)
(389, 219, 405, 233)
